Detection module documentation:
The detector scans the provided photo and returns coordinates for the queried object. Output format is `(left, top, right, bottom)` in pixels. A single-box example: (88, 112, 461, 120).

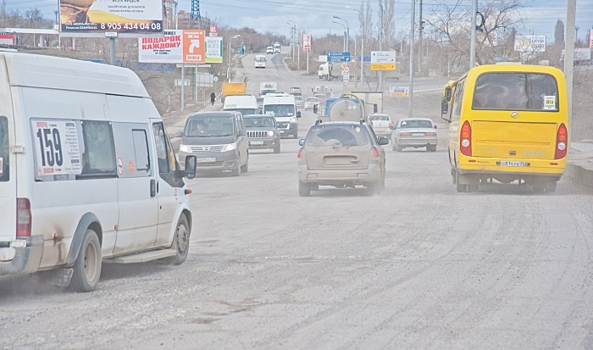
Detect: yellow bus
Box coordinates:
(441, 64, 568, 193)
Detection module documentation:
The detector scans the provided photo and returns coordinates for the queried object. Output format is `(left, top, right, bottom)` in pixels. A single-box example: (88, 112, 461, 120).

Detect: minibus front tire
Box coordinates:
(169, 214, 190, 266)
(70, 229, 102, 292)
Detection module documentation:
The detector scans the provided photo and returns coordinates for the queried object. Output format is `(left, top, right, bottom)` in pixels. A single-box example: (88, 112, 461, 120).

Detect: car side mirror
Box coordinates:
(296, 111, 301, 119)
(184, 156, 197, 179)
(434, 125, 437, 129)
(298, 139, 305, 146)
(378, 137, 389, 146)
(174, 131, 183, 138)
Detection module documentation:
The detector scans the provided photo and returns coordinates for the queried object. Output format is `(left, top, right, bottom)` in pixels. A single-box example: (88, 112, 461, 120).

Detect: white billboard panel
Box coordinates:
(59, 0, 164, 37)
(514, 35, 546, 52)
(138, 30, 182, 63)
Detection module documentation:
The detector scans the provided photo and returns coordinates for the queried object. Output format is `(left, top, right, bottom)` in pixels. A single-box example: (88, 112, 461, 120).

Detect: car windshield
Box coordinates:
(185, 116, 235, 137)
(307, 98, 318, 102)
(263, 104, 295, 117)
(225, 108, 257, 116)
(306, 124, 370, 147)
(400, 120, 433, 129)
(245, 117, 275, 128)
(371, 115, 390, 121)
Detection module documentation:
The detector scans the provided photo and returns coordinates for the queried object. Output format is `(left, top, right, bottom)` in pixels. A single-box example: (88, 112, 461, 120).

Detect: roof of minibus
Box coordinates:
(2, 52, 150, 98)
(464, 63, 565, 79)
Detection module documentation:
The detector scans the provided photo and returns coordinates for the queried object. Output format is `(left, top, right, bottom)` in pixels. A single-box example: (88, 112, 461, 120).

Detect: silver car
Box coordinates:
(295, 95, 304, 109)
(244, 114, 281, 153)
(177, 111, 249, 176)
(368, 113, 393, 138)
(298, 121, 389, 196)
(391, 118, 437, 152)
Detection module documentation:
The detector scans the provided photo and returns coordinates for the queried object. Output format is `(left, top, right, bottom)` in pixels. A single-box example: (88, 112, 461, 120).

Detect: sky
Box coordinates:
(6, 0, 593, 44)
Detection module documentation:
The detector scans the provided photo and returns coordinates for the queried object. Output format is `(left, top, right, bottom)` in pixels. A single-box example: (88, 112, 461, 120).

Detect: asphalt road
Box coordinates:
(2, 51, 593, 350)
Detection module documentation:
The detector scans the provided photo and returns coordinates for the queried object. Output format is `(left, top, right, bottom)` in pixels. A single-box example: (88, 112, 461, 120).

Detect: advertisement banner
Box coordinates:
(59, 0, 164, 37)
(514, 35, 546, 52)
(182, 30, 205, 64)
(302, 34, 312, 52)
(138, 30, 182, 63)
(590, 29, 593, 48)
(205, 37, 223, 64)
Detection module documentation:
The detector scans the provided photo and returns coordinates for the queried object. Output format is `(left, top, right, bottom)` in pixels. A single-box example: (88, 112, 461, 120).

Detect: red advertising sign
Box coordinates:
(209, 25, 218, 37)
(302, 34, 312, 52)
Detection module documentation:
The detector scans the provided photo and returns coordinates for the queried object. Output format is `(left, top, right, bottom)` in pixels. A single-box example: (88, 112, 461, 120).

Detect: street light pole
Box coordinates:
(347, 6, 364, 86)
(332, 21, 347, 51)
(333, 16, 350, 52)
(228, 34, 240, 82)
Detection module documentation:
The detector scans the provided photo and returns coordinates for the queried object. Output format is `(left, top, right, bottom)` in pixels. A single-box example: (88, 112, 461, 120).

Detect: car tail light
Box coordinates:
(297, 148, 305, 159)
(370, 147, 380, 158)
(16, 198, 31, 237)
(426, 131, 437, 136)
(555, 123, 567, 159)
(400, 131, 411, 137)
(460, 121, 472, 156)
(388, 122, 393, 128)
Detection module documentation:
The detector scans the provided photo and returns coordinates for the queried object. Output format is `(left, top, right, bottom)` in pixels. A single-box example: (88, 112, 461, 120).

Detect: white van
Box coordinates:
(223, 95, 259, 115)
(262, 93, 301, 138)
(0, 52, 197, 292)
(254, 55, 266, 68)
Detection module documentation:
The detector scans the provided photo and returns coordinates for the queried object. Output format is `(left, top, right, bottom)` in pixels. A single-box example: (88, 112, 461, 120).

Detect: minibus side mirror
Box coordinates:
(296, 111, 301, 119)
(441, 98, 449, 115)
(184, 156, 197, 179)
(313, 105, 318, 114)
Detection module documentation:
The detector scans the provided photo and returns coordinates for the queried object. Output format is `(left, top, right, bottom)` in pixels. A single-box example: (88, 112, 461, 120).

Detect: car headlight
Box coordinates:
(180, 145, 192, 153)
(290, 117, 297, 123)
(221, 143, 237, 152)
(268, 130, 275, 137)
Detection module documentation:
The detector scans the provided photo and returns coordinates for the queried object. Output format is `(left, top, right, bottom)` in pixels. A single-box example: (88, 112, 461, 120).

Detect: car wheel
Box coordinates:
(546, 180, 557, 193)
(274, 144, 281, 153)
(231, 164, 240, 176)
(468, 184, 479, 192)
(168, 214, 190, 265)
(392, 145, 396, 151)
(369, 181, 382, 195)
(426, 145, 431, 152)
(241, 159, 249, 173)
(431, 145, 437, 152)
(299, 181, 310, 197)
(455, 171, 466, 192)
(70, 229, 102, 292)
(396, 146, 403, 152)
(310, 184, 319, 191)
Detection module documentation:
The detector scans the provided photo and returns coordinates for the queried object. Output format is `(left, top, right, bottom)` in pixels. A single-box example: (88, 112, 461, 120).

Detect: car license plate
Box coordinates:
(412, 133, 425, 136)
(279, 130, 285, 133)
(196, 157, 216, 163)
(498, 161, 530, 167)
(250, 141, 264, 145)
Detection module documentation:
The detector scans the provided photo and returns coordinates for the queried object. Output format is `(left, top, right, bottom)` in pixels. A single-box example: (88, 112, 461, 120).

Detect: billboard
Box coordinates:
(371, 51, 396, 70)
(59, 0, 164, 37)
(182, 30, 205, 64)
(302, 34, 311, 52)
(139, 30, 213, 64)
(590, 29, 593, 48)
(139, 30, 182, 63)
(514, 35, 546, 52)
(205, 37, 223, 64)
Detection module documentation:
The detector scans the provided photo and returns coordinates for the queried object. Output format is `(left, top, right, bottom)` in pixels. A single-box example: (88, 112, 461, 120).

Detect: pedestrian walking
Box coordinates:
(210, 92, 216, 106)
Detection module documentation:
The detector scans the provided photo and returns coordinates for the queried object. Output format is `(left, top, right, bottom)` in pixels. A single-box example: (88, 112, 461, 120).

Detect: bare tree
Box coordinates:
(427, 0, 524, 71)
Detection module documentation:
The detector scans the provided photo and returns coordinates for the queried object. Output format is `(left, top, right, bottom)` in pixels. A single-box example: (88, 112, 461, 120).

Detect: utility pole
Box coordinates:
(408, 0, 415, 118)
(470, 0, 477, 68)
(418, 0, 423, 76)
(565, 0, 576, 142)
(379, 1, 384, 92)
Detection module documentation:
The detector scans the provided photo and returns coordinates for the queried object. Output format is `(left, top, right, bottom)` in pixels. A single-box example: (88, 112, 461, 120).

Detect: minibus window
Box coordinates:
(0, 117, 8, 181)
(473, 73, 559, 111)
(452, 81, 465, 121)
(81, 121, 116, 176)
(153, 123, 170, 174)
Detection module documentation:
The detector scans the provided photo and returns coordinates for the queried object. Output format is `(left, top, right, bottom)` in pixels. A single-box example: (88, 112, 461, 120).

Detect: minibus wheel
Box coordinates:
(169, 215, 190, 265)
(70, 229, 102, 292)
